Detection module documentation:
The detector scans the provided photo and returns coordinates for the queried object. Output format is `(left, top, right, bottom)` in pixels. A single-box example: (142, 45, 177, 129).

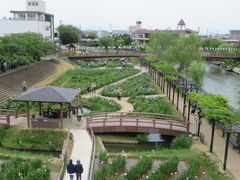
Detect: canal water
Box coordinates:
(203, 63, 240, 108)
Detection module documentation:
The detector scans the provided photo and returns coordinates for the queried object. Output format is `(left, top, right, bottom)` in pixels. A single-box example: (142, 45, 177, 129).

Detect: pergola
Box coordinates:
(14, 86, 80, 129)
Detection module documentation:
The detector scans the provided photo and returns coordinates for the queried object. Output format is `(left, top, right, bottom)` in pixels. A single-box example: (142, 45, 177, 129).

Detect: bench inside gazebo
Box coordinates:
(14, 86, 80, 129)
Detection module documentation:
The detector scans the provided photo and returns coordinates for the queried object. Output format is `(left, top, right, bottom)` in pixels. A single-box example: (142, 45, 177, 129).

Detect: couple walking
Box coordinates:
(67, 159, 83, 180)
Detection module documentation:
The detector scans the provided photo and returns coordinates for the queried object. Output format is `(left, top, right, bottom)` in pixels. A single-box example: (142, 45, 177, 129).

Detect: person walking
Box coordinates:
(75, 160, 83, 180)
(21, 81, 28, 92)
(67, 159, 75, 180)
(91, 82, 96, 95)
(87, 86, 91, 96)
(77, 107, 82, 122)
(117, 88, 122, 101)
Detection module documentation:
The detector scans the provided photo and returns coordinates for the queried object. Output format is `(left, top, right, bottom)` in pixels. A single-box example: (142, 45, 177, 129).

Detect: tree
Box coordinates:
(148, 32, 178, 57)
(98, 36, 114, 50)
(57, 25, 81, 45)
(87, 33, 97, 39)
(187, 61, 206, 87)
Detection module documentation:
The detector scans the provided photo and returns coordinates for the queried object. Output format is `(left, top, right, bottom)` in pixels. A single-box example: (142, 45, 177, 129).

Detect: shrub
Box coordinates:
(148, 157, 179, 180)
(170, 135, 192, 149)
(125, 156, 153, 180)
(136, 133, 148, 143)
(98, 152, 109, 163)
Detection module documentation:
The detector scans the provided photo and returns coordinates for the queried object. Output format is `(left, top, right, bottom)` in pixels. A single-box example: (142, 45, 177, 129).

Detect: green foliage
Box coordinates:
(188, 93, 239, 125)
(57, 25, 81, 45)
(136, 133, 148, 143)
(170, 135, 192, 149)
(53, 68, 139, 94)
(0, 125, 5, 144)
(148, 157, 179, 180)
(87, 33, 97, 39)
(99, 36, 114, 49)
(88, 97, 121, 112)
(98, 152, 109, 163)
(94, 156, 126, 180)
(0, 158, 50, 180)
(125, 156, 153, 180)
(129, 96, 176, 115)
(0, 98, 25, 112)
(101, 73, 158, 97)
(186, 61, 206, 87)
(148, 32, 178, 57)
(113, 34, 133, 46)
(178, 160, 200, 180)
(0, 33, 58, 65)
(201, 38, 224, 48)
(2, 127, 67, 151)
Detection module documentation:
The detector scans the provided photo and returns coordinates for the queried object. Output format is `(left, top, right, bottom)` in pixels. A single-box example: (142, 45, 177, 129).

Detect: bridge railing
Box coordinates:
(87, 112, 190, 132)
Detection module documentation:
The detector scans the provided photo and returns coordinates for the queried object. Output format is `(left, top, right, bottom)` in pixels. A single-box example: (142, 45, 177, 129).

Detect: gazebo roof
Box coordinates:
(14, 86, 80, 103)
(178, 19, 186, 26)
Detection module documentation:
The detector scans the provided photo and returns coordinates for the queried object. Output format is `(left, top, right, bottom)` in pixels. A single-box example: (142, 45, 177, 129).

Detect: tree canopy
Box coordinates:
(148, 32, 205, 86)
(57, 25, 82, 45)
(0, 33, 58, 66)
(98, 36, 114, 49)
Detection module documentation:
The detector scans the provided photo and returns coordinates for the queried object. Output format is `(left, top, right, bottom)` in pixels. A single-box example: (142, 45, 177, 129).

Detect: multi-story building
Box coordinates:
(0, 0, 54, 41)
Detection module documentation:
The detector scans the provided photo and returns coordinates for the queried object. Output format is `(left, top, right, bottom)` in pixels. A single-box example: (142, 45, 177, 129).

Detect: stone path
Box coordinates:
(63, 129, 93, 180)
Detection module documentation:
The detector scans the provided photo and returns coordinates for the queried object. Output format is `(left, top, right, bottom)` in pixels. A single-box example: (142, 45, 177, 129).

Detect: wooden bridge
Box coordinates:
(87, 112, 190, 136)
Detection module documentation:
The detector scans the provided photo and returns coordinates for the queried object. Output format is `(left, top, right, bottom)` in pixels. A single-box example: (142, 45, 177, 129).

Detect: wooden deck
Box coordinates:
(87, 112, 191, 136)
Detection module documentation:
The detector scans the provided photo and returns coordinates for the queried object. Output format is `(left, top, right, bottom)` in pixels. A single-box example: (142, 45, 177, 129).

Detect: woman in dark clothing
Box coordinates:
(67, 159, 75, 180)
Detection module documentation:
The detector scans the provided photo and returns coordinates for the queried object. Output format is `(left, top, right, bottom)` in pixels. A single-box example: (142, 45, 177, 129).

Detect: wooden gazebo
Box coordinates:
(14, 86, 80, 129)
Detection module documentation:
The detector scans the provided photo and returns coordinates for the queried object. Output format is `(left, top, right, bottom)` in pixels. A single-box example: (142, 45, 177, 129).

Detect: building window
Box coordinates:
(36, 2, 38, 6)
(28, 13, 36, 21)
(28, 2, 31, 6)
(45, 26, 50, 31)
(32, 2, 35, 6)
(20, 14, 26, 20)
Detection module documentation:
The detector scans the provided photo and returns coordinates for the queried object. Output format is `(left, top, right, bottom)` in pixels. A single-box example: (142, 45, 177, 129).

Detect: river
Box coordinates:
(203, 63, 240, 108)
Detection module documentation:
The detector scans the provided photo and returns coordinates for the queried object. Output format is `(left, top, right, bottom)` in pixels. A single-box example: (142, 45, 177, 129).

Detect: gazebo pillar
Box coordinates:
(60, 103, 63, 129)
(39, 102, 42, 115)
(26, 101, 30, 128)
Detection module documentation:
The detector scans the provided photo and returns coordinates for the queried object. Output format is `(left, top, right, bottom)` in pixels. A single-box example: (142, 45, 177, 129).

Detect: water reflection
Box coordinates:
(203, 63, 240, 108)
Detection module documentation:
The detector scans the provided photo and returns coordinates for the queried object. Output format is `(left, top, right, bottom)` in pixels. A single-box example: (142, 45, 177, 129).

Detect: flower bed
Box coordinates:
(1, 126, 67, 151)
(0, 158, 50, 180)
(128, 96, 177, 115)
(80, 97, 121, 112)
(125, 156, 153, 180)
(94, 156, 126, 180)
(101, 73, 159, 97)
(148, 157, 179, 180)
(53, 68, 139, 94)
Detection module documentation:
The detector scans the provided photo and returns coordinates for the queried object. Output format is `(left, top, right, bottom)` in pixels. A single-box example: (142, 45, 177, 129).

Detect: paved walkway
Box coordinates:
(63, 129, 93, 180)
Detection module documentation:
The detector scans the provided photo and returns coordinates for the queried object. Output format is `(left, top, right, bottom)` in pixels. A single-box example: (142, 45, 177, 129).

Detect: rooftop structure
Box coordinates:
(0, 0, 54, 41)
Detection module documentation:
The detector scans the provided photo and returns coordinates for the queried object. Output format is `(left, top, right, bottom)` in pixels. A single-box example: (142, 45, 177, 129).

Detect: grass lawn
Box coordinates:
(1, 126, 67, 151)
(128, 96, 181, 115)
(53, 67, 139, 94)
(80, 97, 121, 112)
(101, 73, 159, 97)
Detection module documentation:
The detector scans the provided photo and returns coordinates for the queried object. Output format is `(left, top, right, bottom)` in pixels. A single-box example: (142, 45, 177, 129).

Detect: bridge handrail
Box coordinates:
(90, 112, 182, 119)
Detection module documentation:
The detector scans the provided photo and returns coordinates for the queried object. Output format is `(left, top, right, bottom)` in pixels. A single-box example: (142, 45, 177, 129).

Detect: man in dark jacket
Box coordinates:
(75, 160, 83, 180)
(67, 159, 75, 180)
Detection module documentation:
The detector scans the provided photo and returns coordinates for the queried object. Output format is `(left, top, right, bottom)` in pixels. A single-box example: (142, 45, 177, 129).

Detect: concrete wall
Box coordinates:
(0, 19, 52, 40)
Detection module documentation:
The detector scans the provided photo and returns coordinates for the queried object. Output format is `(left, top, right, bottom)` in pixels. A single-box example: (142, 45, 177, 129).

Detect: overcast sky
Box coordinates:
(1, 0, 240, 34)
